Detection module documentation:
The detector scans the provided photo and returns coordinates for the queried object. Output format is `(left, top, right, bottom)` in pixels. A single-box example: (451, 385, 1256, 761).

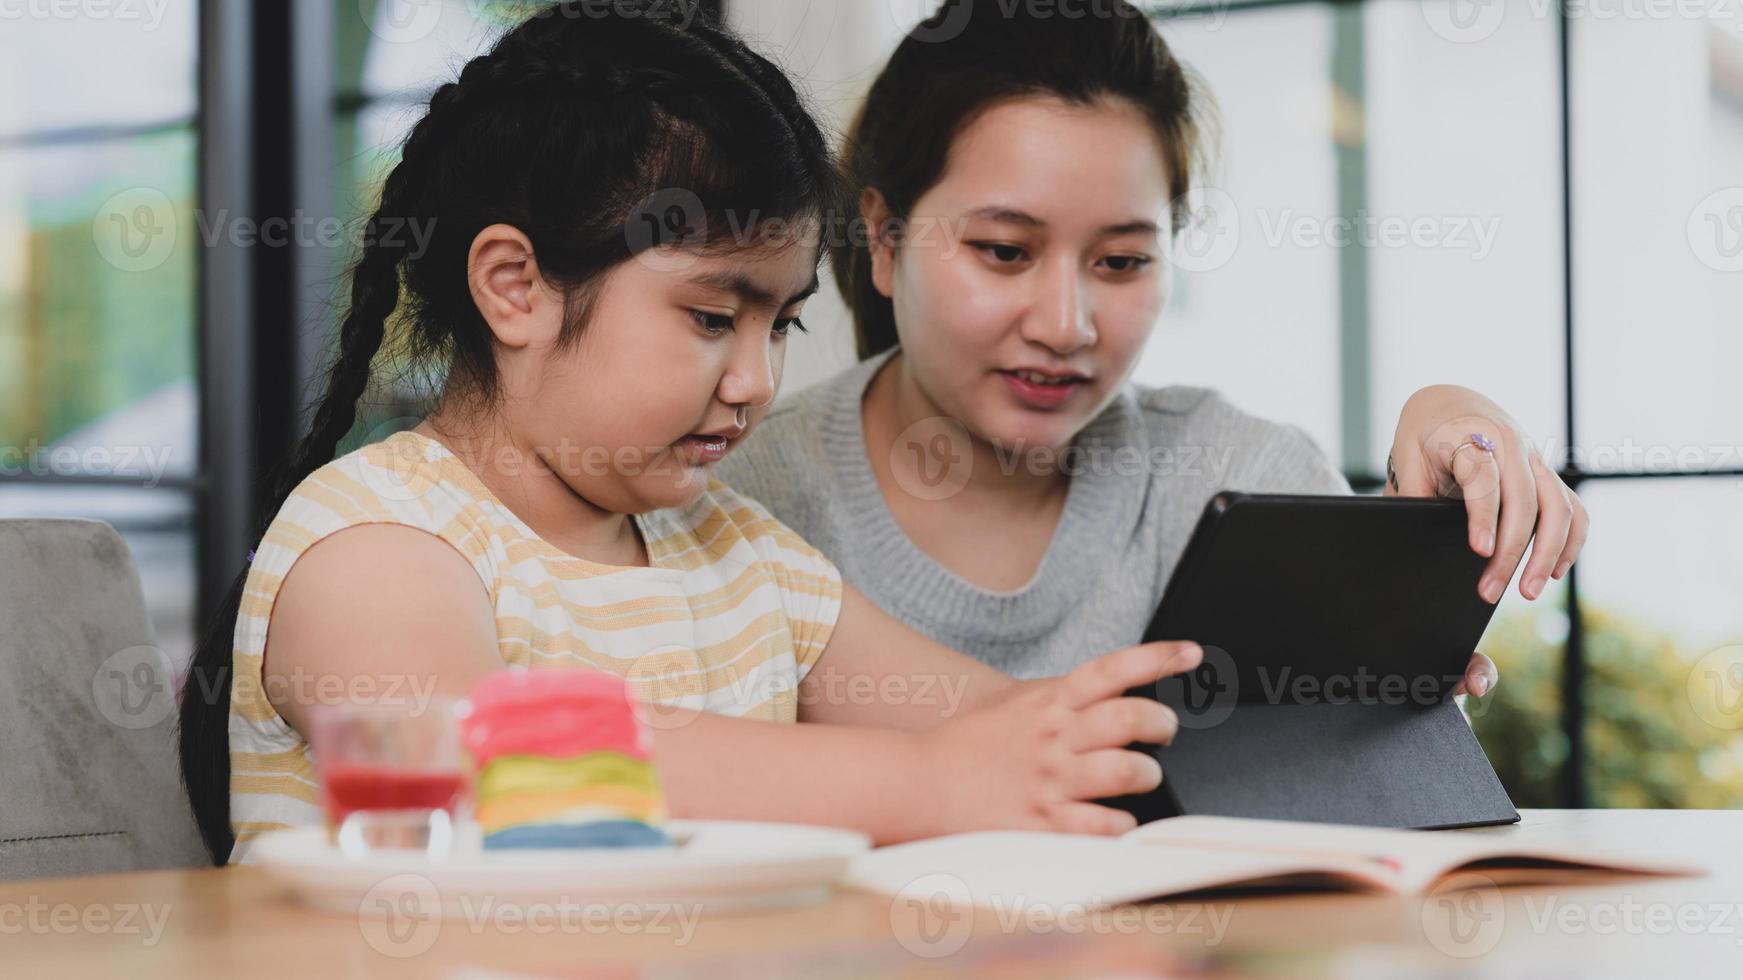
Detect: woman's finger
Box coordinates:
(1518, 455, 1574, 600)
(1479, 431, 1539, 604)
(1451, 651, 1499, 698)
(1428, 417, 1505, 558)
(1553, 495, 1590, 580)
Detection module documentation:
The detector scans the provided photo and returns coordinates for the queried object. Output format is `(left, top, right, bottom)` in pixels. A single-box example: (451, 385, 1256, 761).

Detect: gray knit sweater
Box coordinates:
(719, 351, 1351, 679)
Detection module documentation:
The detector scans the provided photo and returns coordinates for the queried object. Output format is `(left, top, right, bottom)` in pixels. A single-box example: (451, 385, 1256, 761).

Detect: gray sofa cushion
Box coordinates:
(0, 518, 207, 879)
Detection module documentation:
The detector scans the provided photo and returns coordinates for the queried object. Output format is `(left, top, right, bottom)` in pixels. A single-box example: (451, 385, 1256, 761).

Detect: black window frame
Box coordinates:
(1145, 0, 1743, 806)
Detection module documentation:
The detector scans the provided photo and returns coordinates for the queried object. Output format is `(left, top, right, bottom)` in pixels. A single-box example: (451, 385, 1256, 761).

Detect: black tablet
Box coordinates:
(1103, 492, 1519, 830)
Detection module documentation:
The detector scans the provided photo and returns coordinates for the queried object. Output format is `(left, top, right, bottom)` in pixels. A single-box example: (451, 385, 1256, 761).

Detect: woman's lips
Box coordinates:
(998, 369, 1086, 410)
(674, 434, 731, 465)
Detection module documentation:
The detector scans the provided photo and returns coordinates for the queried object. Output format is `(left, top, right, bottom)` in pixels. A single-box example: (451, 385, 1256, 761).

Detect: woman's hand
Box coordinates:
(1388, 384, 1589, 605)
(919, 642, 1203, 837)
(1450, 650, 1498, 698)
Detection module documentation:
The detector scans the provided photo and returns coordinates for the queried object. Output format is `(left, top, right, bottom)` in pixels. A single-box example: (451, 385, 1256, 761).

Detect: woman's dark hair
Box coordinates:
(177, 0, 844, 863)
(836, 0, 1207, 359)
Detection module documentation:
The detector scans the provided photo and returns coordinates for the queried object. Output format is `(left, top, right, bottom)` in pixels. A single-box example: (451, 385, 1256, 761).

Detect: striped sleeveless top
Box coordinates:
(227, 430, 843, 858)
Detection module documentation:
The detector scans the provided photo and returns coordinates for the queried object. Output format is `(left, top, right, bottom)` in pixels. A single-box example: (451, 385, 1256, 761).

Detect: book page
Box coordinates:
(846, 830, 1396, 909)
(1125, 816, 1702, 893)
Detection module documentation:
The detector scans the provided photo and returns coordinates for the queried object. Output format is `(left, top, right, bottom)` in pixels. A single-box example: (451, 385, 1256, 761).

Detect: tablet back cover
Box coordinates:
(1111, 493, 1519, 829)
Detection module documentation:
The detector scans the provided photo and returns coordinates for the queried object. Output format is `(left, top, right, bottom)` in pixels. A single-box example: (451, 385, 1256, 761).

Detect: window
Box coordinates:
(1140, 0, 1743, 806)
(0, 7, 201, 665)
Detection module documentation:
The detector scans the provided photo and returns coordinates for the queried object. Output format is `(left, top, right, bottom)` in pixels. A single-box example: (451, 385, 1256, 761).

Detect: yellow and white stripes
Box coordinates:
(227, 431, 842, 859)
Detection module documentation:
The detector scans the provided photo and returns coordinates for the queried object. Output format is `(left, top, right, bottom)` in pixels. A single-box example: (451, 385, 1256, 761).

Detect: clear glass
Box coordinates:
(306, 699, 468, 857)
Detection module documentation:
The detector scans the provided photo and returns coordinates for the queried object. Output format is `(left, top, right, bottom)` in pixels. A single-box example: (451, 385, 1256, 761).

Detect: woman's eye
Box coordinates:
(974, 243, 1029, 265)
(1101, 254, 1153, 274)
(773, 317, 807, 336)
(691, 311, 735, 334)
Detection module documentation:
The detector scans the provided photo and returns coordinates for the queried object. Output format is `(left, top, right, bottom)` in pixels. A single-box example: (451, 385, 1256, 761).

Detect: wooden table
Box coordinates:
(5, 810, 1741, 977)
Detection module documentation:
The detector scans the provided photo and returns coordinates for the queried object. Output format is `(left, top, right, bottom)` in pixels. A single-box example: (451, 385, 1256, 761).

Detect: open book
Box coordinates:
(847, 816, 1702, 909)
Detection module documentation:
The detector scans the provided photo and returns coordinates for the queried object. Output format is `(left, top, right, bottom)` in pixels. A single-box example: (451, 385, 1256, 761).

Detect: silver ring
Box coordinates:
(1449, 432, 1497, 469)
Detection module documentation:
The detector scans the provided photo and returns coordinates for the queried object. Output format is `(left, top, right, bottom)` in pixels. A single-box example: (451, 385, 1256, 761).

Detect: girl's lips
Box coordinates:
(674, 434, 731, 465)
(998, 369, 1086, 410)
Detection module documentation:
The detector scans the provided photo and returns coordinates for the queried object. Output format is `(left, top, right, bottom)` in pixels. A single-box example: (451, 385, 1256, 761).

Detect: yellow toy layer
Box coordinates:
(474, 752, 663, 800)
(476, 785, 668, 829)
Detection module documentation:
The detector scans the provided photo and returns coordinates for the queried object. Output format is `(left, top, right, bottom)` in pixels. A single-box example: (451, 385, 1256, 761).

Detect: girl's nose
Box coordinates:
(719, 332, 778, 409)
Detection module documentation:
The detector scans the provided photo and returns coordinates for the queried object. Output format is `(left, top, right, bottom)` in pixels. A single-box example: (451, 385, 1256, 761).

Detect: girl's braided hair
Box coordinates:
(178, 1, 845, 863)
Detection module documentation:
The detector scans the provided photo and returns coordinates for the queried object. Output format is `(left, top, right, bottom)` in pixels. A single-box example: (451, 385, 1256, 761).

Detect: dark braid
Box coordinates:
(177, 0, 847, 864)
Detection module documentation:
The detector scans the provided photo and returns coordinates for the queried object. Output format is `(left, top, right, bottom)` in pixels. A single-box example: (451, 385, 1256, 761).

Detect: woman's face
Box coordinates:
(872, 95, 1175, 453)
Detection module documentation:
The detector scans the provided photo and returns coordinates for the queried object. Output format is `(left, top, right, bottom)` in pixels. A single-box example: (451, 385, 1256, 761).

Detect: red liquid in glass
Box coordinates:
(321, 765, 464, 823)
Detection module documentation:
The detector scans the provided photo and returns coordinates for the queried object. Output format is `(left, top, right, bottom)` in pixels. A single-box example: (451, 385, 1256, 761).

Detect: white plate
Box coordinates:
(251, 820, 872, 917)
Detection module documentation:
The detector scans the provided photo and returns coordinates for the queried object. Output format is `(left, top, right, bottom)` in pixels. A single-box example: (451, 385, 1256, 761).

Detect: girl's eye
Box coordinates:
(691, 311, 735, 334)
(773, 317, 807, 336)
(974, 243, 1030, 265)
(1101, 254, 1153, 274)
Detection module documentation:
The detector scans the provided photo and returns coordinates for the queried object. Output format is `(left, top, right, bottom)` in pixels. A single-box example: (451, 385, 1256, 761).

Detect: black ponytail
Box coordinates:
(177, 0, 845, 864)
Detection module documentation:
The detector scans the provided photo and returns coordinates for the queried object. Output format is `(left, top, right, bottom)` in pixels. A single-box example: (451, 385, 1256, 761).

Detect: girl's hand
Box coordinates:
(920, 642, 1203, 837)
(1388, 385, 1590, 605)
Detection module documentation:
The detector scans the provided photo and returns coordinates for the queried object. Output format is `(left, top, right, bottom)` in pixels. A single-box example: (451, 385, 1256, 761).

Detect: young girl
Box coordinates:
(176, 3, 1201, 864)
(721, 0, 1587, 681)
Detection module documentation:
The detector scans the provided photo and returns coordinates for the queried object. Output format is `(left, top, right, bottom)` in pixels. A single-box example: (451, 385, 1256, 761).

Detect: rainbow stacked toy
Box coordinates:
(461, 669, 672, 850)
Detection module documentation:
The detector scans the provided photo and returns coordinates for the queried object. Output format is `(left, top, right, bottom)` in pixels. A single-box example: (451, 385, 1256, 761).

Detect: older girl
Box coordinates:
(722, 0, 1586, 685)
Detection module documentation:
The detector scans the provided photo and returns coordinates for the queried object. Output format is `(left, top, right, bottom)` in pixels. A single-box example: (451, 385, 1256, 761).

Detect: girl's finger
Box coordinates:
(1063, 641, 1202, 710)
(1068, 747, 1164, 800)
(1066, 696, 1180, 751)
(1045, 801, 1140, 836)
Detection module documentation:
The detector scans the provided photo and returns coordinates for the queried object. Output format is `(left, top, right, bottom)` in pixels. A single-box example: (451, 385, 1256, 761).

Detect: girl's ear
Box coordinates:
(861, 187, 897, 300)
(468, 223, 551, 349)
